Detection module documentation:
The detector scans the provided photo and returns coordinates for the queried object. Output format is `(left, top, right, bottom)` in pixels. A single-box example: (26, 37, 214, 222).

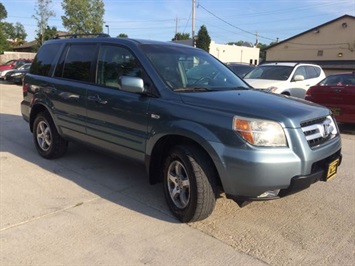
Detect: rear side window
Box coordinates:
(55, 44, 96, 82)
(31, 43, 61, 76)
(305, 66, 320, 79)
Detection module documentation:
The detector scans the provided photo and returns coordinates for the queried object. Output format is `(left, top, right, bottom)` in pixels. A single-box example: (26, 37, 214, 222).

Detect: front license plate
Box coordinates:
(326, 158, 340, 181)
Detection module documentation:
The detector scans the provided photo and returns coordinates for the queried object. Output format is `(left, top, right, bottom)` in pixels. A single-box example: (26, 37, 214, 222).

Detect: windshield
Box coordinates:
(244, 65, 293, 81)
(141, 44, 249, 91)
(3, 60, 15, 66)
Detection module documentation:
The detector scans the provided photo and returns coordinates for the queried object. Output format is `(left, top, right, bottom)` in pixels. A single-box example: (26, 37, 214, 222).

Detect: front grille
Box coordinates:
(301, 116, 337, 148)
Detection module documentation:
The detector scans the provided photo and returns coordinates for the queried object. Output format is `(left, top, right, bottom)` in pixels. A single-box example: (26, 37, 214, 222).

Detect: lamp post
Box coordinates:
(105, 25, 109, 35)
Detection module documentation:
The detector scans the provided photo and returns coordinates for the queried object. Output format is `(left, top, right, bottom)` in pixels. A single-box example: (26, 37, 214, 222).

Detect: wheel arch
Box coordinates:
(146, 134, 222, 193)
(29, 103, 51, 132)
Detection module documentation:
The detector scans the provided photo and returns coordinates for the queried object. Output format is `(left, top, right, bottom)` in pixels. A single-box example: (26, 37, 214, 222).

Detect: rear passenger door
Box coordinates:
(86, 44, 151, 161)
(51, 43, 97, 140)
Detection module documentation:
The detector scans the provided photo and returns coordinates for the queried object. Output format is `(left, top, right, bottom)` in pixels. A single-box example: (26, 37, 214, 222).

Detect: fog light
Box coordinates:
(257, 189, 280, 198)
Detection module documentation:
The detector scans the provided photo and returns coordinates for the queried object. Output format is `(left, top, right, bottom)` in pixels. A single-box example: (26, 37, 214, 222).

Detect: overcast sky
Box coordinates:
(3, 0, 355, 44)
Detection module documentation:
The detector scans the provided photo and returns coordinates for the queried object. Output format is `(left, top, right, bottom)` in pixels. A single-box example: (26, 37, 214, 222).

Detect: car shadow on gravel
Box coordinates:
(338, 123, 355, 135)
(0, 112, 178, 223)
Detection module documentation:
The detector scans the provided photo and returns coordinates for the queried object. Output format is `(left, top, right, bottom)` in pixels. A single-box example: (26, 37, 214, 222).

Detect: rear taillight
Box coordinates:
(23, 83, 29, 94)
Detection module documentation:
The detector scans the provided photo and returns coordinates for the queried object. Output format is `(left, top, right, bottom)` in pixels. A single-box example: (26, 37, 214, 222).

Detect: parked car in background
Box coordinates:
(0, 68, 16, 80)
(0, 59, 33, 80)
(226, 62, 256, 77)
(305, 72, 355, 123)
(0, 59, 32, 72)
(244, 62, 326, 98)
(4, 63, 32, 84)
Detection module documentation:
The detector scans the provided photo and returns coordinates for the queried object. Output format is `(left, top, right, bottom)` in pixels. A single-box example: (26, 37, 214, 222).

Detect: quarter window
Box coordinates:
(31, 43, 61, 76)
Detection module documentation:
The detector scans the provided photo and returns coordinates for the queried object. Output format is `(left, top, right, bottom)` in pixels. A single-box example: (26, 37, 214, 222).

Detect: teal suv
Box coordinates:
(21, 35, 342, 222)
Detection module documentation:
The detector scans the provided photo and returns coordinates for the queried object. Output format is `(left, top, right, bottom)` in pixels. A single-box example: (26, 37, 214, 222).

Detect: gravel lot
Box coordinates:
(1, 81, 354, 265)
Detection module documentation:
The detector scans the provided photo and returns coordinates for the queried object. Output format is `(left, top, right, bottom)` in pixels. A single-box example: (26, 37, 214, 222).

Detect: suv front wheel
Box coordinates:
(163, 145, 216, 222)
(33, 111, 68, 159)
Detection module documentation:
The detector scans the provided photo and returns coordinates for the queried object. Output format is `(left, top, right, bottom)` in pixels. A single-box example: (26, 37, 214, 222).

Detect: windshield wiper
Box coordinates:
(232, 86, 249, 90)
(173, 87, 212, 92)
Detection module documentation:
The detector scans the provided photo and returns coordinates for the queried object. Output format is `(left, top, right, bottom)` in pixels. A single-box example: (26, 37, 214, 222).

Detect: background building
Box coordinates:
(209, 41, 259, 65)
(265, 15, 355, 75)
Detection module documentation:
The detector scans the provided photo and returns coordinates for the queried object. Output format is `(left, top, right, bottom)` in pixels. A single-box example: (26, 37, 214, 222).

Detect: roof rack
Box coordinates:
(53, 33, 110, 39)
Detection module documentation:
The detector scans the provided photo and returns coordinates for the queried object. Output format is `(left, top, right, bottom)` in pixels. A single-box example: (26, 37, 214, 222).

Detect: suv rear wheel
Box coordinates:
(33, 111, 68, 159)
(163, 145, 216, 222)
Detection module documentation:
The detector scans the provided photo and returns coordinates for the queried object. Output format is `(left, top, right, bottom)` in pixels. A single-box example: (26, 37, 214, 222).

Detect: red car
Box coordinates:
(305, 72, 355, 123)
(0, 59, 32, 71)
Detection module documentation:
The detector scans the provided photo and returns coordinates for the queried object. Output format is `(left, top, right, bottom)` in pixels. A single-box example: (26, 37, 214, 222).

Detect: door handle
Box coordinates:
(88, 95, 108, 104)
(44, 86, 57, 94)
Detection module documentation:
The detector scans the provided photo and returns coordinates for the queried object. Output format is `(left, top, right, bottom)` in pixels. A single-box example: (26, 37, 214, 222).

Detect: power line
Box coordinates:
(197, 3, 275, 41)
(197, 3, 353, 46)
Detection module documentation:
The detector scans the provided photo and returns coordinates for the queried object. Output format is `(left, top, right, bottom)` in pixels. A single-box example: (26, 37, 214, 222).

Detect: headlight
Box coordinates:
(233, 116, 287, 147)
(12, 73, 22, 77)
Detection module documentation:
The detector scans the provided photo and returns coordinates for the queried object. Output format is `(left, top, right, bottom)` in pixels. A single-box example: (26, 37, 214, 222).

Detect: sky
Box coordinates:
(2, 0, 355, 45)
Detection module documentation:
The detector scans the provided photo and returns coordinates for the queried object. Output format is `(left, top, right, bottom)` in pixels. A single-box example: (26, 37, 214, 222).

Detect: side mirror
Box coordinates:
(294, 75, 305, 82)
(120, 76, 145, 94)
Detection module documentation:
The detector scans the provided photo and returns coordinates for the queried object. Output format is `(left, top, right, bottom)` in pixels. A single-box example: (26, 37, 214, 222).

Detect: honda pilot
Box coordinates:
(21, 35, 342, 222)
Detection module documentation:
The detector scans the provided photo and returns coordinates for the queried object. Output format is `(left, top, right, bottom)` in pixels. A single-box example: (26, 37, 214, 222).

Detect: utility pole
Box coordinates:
(192, 0, 196, 46)
(255, 31, 259, 47)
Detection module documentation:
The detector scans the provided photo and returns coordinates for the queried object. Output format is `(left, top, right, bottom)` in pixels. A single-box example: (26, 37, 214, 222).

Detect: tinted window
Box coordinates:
(31, 43, 61, 76)
(56, 44, 96, 82)
(97, 45, 142, 88)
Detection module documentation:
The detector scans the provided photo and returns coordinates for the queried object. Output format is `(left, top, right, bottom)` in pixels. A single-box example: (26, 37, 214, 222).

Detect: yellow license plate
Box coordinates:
(326, 158, 340, 181)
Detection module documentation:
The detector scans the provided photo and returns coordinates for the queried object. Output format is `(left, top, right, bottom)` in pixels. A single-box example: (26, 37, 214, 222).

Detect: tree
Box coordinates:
(0, 3, 7, 21)
(0, 21, 27, 51)
(227, 41, 244, 46)
(33, 0, 56, 45)
(61, 0, 105, 35)
(172, 32, 190, 41)
(35, 26, 57, 51)
(196, 25, 211, 52)
(13, 22, 27, 44)
(0, 3, 9, 53)
(118, 33, 128, 38)
(2, 22, 27, 42)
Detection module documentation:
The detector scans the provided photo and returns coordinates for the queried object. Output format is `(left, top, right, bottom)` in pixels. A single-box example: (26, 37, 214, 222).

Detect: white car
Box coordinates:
(244, 62, 326, 98)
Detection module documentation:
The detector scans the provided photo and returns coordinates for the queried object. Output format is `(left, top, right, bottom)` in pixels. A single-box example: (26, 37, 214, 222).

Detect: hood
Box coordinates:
(244, 79, 286, 90)
(179, 89, 330, 128)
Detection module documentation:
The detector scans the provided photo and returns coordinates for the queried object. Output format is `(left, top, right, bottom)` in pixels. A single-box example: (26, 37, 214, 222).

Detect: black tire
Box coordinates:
(163, 145, 216, 222)
(33, 111, 68, 159)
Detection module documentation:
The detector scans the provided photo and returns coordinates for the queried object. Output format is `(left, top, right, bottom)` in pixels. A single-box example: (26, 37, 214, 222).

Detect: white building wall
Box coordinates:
(0, 51, 36, 64)
(209, 41, 260, 65)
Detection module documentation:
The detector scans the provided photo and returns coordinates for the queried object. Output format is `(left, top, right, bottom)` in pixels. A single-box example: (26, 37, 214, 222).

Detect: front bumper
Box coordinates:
(226, 150, 342, 204)
(207, 131, 342, 203)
